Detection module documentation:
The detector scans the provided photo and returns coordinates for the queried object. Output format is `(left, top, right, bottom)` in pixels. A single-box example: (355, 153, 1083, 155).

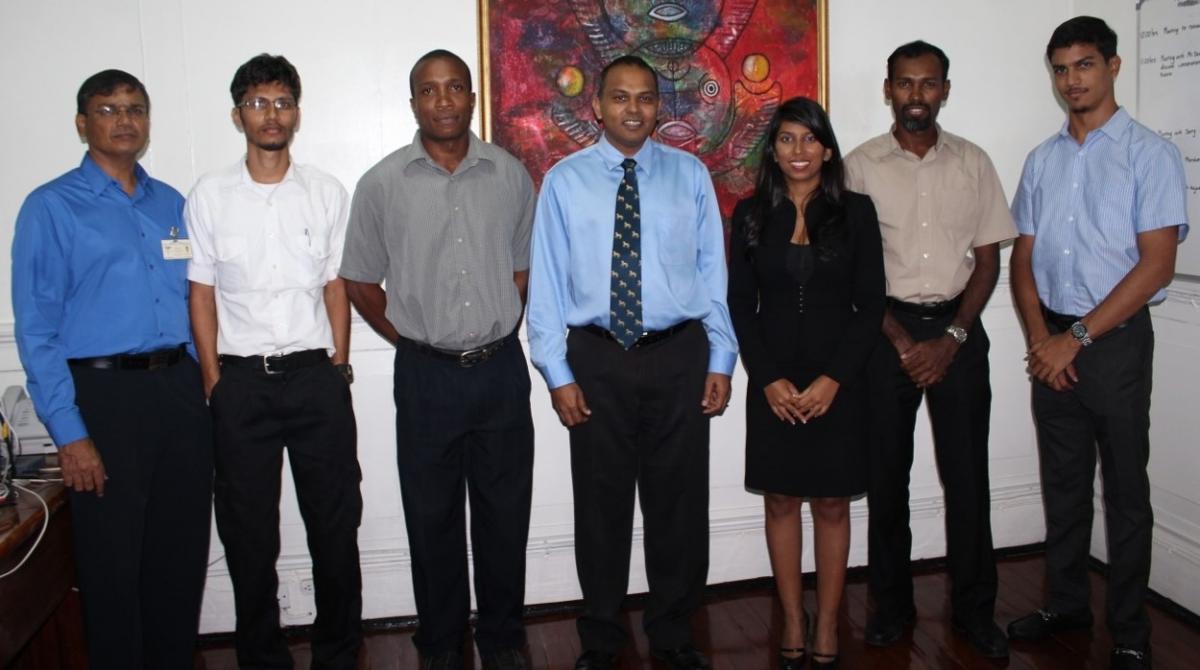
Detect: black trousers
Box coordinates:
(68, 355, 213, 670)
(866, 313, 998, 626)
(210, 359, 362, 670)
(566, 321, 710, 653)
(393, 337, 534, 655)
(1033, 308, 1154, 648)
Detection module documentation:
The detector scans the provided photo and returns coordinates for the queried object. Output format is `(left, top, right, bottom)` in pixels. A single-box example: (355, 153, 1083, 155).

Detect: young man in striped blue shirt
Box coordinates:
(1009, 16, 1189, 670)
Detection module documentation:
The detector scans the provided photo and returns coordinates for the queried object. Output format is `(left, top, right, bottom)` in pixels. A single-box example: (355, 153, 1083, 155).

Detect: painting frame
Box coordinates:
(477, 0, 828, 217)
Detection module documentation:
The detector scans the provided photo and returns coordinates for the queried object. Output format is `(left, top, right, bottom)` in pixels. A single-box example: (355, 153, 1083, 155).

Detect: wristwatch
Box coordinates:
(1069, 321, 1093, 347)
(335, 363, 355, 384)
(944, 324, 968, 344)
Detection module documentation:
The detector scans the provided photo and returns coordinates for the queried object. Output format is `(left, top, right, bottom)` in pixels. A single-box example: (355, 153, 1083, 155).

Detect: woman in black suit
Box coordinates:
(728, 97, 885, 669)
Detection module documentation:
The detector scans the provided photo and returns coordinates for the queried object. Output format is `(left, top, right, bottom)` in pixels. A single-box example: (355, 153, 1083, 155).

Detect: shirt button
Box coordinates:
(1072, 183, 1078, 188)
(921, 222, 928, 228)
(141, 232, 146, 238)
(922, 253, 929, 259)
(1064, 249, 1071, 255)
(454, 206, 460, 211)
(456, 237, 463, 243)
(461, 269, 468, 275)
(464, 301, 471, 307)
(920, 192, 927, 197)
(1068, 216, 1074, 222)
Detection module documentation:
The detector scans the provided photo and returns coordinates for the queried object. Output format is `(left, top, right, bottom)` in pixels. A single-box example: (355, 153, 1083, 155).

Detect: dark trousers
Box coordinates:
(566, 321, 710, 653)
(866, 313, 998, 626)
(393, 338, 534, 655)
(68, 356, 213, 670)
(1033, 308, 1154, 648)
(211, 359, 362, 670)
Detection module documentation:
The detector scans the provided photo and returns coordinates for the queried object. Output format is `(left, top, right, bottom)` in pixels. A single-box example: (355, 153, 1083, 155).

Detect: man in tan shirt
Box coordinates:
(844, 40, 1016, 659)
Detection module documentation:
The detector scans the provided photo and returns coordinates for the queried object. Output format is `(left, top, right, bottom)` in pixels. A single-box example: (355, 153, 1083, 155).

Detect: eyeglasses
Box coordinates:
(91, 104, 148, 119)
(237, 97, 298, 112)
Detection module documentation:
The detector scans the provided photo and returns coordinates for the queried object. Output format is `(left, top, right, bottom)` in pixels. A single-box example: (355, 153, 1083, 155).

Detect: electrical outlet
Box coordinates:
(300, 579, 314, 595)
(277, 588, 290, 609)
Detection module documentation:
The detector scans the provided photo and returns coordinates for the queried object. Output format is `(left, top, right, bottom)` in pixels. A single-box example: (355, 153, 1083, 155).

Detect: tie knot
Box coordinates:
(621, 158, 637, 172)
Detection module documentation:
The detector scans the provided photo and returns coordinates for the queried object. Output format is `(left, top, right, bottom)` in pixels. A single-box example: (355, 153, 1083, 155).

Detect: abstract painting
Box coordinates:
(479, 0, 827, 217)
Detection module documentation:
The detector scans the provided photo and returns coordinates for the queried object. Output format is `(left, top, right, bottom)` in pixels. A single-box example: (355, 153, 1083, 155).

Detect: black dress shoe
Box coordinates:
(1110, 645, 1151, 669)
(1006, 608, 1093, 641)
(651, 644, 712, 669)
(482, 648, 529, 670)
(952, 620, 1009, 659)
(864, 607, 916, 647)
(574, 650, 617, 670)
(422, 649, 464, 670)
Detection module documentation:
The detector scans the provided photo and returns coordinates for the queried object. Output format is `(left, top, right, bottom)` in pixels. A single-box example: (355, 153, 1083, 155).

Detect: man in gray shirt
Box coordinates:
(339, 50, 535, 670)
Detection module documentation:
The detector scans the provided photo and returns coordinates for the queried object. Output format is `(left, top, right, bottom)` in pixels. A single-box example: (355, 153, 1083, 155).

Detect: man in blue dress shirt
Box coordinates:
(527, 55, 738, 670)
(11, 70, 213, 669)
(1009, 17, 1188, 670)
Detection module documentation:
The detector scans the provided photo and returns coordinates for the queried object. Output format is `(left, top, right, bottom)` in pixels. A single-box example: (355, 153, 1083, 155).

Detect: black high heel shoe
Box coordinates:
(778, 609, 810, 669)
(778, 646, 807, 669)
(810, 651, 839, 669)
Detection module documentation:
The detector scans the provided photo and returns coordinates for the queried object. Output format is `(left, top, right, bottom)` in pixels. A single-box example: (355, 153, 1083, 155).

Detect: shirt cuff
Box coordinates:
(47, 408, 88, 448)
(538, 359, 576, 390)
(708, 349, 737, 376)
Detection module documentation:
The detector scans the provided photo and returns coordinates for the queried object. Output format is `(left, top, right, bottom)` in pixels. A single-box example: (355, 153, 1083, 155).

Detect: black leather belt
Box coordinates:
(69, 344, 186, 371)
(887, 295, 962, 319)
(1040, 304, 1146, 338)
(579, 320, 693, 348)
(1040, 305, 1082, 331)
(219, 349, 328, 375)
(399, 332, 515, 368)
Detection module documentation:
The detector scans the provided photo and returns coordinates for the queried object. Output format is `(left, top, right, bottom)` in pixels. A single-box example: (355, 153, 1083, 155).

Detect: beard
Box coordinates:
(254, 139, 290, 152)
(899, 105, 934, 132)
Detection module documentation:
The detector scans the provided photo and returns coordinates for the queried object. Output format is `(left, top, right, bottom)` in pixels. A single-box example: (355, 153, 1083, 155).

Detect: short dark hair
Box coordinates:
(596, 55, 659, 97)
(1046, 16, 1118, 61)
(409, 49, 473, 96)
(77, 69, 149, 115)
(886, 40, 950, 80)
(230, 53, 302, 105)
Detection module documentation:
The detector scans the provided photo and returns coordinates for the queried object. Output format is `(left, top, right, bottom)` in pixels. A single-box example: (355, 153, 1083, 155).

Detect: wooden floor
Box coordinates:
(195, 553, 1200, 669)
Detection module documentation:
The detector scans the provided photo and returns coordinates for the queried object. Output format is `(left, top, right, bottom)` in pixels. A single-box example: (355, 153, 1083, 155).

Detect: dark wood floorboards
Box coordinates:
(195, 554, 1200, 669)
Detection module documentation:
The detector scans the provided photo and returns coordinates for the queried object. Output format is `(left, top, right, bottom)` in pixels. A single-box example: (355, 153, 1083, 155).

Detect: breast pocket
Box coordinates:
(657, 217, 697, 266)
(214, 236, 253, 289)
(294, 234, 332, 288)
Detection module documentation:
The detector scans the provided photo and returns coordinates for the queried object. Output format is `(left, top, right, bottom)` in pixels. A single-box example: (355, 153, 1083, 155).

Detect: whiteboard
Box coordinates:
(1138, 0, 1200, 275)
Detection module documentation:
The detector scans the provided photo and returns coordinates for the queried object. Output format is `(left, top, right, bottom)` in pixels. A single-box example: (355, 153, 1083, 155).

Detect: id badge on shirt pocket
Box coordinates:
(162, 239, 193, 260)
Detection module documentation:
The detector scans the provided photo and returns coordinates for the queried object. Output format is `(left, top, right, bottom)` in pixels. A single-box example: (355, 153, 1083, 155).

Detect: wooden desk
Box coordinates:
(0, 482, 85, 668)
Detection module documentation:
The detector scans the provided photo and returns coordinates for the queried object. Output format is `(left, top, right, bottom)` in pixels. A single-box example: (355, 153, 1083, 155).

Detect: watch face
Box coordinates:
(1070, 322, 1088, 339)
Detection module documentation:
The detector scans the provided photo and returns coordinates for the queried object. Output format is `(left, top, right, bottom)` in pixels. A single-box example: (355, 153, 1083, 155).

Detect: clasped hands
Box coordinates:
(763, 375, 839, 425)
(1025, 331, 1080, 391)
(896, 336, 958, 389)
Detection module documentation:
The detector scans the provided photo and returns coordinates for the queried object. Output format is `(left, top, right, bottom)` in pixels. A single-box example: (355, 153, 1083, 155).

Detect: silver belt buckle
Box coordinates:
(263, 354, 285, 375)
(458, 347, 487, 367)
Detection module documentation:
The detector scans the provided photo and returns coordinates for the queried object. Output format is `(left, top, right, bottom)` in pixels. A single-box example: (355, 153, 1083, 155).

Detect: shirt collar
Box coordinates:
(79, 152, 150, 196)
(1056, 106, 1132, 144)
(870, 124, 962, 162)
(404, 130, 488, 175)
(237, 157, 306, 191)
(596, 134, 657, 177)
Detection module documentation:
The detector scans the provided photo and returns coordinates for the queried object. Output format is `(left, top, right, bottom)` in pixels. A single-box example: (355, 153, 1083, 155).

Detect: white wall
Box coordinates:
(1, 0, 1196, 633)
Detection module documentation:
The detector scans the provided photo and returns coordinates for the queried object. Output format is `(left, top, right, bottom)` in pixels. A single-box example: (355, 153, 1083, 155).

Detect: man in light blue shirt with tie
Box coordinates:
(527, 55, 737, 670)
(1008, 17, 1188, 670)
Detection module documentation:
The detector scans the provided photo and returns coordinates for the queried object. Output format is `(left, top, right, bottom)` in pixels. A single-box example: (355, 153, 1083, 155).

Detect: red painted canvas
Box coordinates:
(481, 0, 826, 218)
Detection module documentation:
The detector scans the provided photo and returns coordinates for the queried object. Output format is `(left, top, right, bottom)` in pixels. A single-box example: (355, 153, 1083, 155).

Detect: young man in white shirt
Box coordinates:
(187, 53, 362, 669)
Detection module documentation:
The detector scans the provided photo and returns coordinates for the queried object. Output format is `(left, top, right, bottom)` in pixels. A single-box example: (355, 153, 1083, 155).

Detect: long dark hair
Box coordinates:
(743, 97, 846, 258)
